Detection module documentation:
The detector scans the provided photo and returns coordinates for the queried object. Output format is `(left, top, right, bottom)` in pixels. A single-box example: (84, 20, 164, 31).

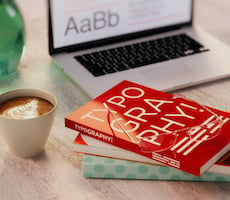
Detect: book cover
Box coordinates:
(65, 80, 230, 176)
(82, 154, 230, 182)
(73, 133, 230, 175)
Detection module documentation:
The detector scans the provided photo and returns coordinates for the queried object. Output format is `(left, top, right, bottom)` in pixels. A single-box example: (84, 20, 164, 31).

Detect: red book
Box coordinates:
(65, 80, 230, 176)
(73, 134, 230, 175)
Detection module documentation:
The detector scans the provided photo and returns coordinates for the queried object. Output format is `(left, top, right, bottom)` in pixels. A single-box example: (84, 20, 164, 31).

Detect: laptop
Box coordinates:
(48, 0, 230, 98)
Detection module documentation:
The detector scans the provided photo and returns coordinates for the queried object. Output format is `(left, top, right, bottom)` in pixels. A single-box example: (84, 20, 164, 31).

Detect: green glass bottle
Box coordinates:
(0, 0, 25, 79)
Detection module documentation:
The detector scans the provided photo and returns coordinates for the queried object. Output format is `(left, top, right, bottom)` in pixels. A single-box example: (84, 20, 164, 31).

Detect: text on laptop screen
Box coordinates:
(50, 0, 192, 50)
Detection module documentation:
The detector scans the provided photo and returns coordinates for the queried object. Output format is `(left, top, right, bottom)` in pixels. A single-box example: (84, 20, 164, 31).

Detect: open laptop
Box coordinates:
(48, 0, 230, 98)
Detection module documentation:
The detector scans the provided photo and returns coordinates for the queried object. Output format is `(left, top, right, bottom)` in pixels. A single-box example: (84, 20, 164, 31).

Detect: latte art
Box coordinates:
(0, 97, 54, 119)
(2, 99, 39, 119)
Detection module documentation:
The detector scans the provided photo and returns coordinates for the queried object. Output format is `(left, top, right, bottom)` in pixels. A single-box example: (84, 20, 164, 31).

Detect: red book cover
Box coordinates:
(65, 80, 230, 176)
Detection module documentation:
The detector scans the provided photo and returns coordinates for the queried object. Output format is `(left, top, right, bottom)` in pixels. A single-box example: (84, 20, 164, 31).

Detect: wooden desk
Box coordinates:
(0, 0, 230, 199)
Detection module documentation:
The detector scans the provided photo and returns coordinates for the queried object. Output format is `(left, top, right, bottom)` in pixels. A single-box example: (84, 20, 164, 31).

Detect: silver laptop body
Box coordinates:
(48, 0, 230, 98)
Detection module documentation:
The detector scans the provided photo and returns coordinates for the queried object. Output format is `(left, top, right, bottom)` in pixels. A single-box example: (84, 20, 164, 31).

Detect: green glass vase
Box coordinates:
(0, 0, 25, 79)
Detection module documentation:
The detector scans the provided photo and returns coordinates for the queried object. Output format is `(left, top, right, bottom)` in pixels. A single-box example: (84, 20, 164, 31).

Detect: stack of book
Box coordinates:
(65, 80, 230, 181)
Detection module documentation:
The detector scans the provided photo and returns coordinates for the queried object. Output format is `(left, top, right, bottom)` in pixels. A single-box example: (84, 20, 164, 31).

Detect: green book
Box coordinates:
(82, 155, 230, 182)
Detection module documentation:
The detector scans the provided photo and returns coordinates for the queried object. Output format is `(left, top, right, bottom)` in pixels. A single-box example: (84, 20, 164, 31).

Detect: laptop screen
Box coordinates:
(49, 0, 193, 53)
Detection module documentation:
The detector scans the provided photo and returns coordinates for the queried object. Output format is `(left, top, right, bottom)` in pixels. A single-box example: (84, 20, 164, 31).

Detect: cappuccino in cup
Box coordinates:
(0, 89, 57, 158)
(0, 96, 53, 119)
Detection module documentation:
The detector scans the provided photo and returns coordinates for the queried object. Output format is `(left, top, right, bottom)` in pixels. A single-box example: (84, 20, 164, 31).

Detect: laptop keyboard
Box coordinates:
(75, 34, 209, 77)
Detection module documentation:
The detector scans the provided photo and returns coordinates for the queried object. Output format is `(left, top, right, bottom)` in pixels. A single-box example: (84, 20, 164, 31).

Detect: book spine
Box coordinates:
(82, 155, 230, 182)
(65, 118, 141, 154)
(66, 118, 200, 176)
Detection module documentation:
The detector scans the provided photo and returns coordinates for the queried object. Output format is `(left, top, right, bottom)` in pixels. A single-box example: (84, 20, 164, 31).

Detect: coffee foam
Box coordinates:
(0, 97, 53, 119)
(2, 99, 39, 119)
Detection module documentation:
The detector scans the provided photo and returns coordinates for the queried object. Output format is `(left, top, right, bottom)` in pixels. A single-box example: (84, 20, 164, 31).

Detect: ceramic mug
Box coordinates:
(0, 88, 57, 158)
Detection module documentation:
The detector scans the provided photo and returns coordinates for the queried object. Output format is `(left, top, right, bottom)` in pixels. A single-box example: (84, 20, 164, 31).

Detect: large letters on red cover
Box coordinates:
(65, 80, 230, 176)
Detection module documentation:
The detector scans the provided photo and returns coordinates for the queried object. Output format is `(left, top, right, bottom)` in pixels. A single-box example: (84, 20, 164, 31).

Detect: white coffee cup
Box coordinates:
(0, 88, 57, 158)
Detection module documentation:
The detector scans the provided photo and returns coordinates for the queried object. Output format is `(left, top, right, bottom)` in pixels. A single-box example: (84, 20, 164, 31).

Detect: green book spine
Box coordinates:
(82, 155, 230, 182)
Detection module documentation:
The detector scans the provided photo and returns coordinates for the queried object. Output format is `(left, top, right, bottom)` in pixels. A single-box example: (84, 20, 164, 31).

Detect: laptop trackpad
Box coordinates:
(140, 62, 199, 88)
